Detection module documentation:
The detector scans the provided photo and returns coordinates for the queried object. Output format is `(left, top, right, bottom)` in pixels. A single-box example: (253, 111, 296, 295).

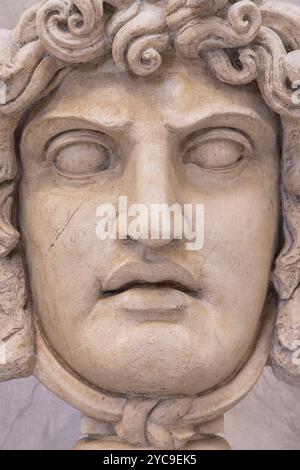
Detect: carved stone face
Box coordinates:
(19, 55, 280, 396)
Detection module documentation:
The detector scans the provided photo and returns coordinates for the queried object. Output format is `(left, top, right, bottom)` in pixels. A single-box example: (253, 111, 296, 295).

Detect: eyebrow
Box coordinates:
(21, 105, 278, 152)
(22, 114, 132, 145)
(163, 107, 278, 140)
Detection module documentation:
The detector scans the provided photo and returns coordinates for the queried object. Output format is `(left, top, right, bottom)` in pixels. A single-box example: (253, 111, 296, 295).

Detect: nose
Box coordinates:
(118, 124, 182, 248)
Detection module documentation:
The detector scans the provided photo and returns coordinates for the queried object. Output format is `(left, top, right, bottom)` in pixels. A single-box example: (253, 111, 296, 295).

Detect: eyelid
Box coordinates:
(182, 128, 254, 156)
(45, 129, 117, 164)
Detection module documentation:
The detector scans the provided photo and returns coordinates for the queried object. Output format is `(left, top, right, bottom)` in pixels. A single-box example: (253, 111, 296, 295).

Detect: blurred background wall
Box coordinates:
(0, 0, 300, 450)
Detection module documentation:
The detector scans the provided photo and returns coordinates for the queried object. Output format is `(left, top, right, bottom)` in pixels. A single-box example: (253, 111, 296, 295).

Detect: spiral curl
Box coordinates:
(173, 1, 261, 58)
(204, 47, 258, 85)
(166, 0, 228, 30)
(36, 0, 108, 62)
(110, 1, 170, 75)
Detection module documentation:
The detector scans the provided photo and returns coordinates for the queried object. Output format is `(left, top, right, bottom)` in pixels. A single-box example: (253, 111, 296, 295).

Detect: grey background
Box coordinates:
(0, 0, 300, 450)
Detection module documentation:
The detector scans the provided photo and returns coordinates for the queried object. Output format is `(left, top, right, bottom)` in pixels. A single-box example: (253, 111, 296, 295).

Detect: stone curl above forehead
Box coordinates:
(0, 0, 300, 118)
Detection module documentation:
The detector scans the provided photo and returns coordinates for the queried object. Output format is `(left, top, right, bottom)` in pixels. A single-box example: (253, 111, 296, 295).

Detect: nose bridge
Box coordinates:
(127, 123, 176, 207)
(120, 122, 183, 247)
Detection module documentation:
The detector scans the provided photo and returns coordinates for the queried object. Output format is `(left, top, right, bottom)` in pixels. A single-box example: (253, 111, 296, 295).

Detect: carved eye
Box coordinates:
(46, 130, 117, 179)
(183, 128, 253, 171)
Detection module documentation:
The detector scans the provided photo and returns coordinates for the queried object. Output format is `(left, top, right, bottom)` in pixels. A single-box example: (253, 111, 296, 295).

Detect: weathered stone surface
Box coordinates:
(0, 0, 300, 450)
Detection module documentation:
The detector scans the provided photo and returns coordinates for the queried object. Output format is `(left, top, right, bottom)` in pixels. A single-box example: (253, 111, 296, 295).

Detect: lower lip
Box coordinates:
(104, 287, 194, 319)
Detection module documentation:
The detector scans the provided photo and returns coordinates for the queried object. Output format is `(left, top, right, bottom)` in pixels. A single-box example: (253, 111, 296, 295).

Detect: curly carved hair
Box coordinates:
(1, 0, 300, 447)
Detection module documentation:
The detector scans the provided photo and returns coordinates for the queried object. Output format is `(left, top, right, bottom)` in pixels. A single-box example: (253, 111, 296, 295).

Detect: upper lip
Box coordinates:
(100, 262, 200, 298)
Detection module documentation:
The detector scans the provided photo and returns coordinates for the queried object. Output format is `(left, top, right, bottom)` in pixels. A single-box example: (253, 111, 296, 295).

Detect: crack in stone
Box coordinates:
(46, 200, 88, 255)
(1, 327, 23, 343)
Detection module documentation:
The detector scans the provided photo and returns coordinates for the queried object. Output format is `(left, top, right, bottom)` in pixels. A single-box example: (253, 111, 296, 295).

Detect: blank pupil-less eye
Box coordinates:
(54, 142, 110, 176)
(187, 139, 244, 169)
(183, 129, 252, 171)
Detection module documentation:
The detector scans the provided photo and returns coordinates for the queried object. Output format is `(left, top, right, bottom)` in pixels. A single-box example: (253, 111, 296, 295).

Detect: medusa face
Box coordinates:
(19, 55, 280, 396)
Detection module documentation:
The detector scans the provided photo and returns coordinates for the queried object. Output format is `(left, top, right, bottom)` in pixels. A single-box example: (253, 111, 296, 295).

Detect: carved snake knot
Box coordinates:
(115, 397, 197, 450)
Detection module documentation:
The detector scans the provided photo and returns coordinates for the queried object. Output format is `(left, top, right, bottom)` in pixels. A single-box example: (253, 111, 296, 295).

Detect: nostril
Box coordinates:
(119, 235, 137, 246)
(120, 233, 182, 249)
(134, 237, 176, 248)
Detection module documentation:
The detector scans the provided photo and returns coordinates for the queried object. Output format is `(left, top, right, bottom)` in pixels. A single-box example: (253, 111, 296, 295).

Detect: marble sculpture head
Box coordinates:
(0, 0, 300, 450)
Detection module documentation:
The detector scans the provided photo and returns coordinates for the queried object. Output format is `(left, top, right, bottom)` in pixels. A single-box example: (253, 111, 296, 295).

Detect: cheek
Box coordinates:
(19, 183, 117, 330)
(195, 175, 279, 338)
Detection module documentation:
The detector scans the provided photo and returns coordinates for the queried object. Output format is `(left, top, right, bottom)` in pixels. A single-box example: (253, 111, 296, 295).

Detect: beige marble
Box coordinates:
(0, 0, 300, 450)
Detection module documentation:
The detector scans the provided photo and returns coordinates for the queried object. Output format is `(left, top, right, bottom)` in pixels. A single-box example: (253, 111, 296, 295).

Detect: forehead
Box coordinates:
(24, 55, 278, 137)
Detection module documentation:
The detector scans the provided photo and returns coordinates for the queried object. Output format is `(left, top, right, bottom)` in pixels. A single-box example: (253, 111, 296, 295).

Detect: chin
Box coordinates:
(70, 324, 237, 396)
(89, 361, 228, 397)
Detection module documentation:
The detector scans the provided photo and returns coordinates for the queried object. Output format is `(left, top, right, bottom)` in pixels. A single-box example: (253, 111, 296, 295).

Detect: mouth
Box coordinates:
(100, 280, 200, 299)
(97, 265, 201, 321)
